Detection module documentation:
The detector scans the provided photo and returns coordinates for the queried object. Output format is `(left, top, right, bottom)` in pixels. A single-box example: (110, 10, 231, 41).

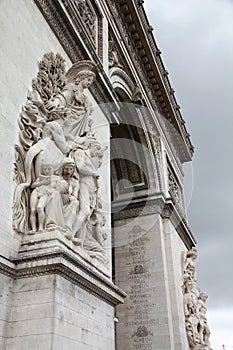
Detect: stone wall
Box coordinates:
(0, 274, 14, 349)
(0, 0, 72, 260)
(4, 274, 115, 350)
(0, 1, 117, 348)
(114, 210, 190, 350)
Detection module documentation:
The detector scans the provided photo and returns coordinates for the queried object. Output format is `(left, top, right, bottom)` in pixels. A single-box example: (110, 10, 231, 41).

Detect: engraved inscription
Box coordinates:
(124, 227, 157, 348)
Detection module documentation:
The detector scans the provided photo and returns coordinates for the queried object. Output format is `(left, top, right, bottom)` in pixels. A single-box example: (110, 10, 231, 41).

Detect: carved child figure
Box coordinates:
(29, 164, 65, 232)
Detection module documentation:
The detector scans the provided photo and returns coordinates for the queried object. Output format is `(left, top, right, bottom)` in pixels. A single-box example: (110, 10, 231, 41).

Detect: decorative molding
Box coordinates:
(133, 1, 194, 156)
(16, 257, 125, 306)
(109, 0, 194, 161)
(112, 194, 195, 249)
(142, 113, 163, 192)
(109, 0, 158, 110)
(0, 261, 16, 279)
(167, 164, 184, 210)
(162, 201, 196, 249)
(112, 193, 165, 221)
(72, 0, 98, 44)
(109, 67, 135, 97)
(35, 0, 86, 62)
(0, 246, 126, 306)
(60, 0, 104, 61)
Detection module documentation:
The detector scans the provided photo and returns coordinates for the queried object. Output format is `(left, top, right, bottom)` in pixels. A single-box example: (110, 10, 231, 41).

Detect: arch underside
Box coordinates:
(109, 67, 161, 211)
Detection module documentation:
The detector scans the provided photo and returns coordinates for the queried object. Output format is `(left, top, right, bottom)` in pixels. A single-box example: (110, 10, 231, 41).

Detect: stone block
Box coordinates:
(6, 334, 53, 350)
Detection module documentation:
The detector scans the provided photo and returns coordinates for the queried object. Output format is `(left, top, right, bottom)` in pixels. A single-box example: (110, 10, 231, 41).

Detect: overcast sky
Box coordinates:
(144, 0, 233, 349)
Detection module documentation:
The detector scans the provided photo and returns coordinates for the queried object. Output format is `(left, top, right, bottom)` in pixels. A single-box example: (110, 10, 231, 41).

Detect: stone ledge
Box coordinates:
(0, 256, 16, 278)
(0, 230, 126, 306)
(16, 229, 110, 277)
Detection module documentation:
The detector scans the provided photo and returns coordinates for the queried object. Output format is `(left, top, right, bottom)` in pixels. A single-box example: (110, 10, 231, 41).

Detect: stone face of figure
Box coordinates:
(76, 75, 95, 90)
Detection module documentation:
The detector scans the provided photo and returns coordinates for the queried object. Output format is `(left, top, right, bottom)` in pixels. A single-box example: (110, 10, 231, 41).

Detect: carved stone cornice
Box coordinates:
(162, 200, 196, 249)
(0, 258, 16, 278)
(112, 192, 166, 221)
(1, 234, 126, 306)
(113, 194, 196, 249)
(13, 251, 126, 306)
(110, 0, 194, 162)
(35, 0, 86, 61)
(60, 0, 104, 60)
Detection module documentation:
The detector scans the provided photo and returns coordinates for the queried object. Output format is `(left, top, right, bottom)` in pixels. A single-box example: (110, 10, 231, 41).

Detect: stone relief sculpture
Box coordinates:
(75, 0, 97, 44)
(29, 163, 67, 233)
(182, 248, 211, 350)
(13, 52, 108, 263)
(108, 37, 123, 69)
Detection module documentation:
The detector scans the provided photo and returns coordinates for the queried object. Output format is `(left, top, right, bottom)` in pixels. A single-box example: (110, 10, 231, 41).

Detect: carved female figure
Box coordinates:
(46, 61, 96, 139)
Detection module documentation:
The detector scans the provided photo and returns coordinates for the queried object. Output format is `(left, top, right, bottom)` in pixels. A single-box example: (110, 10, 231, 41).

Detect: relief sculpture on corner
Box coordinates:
(182, 248, 211, 350)
(13, 52, 107, 263)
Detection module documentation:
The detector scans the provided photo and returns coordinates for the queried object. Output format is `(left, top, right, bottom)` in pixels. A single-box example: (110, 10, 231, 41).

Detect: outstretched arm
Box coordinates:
(73, 150, 97, 176)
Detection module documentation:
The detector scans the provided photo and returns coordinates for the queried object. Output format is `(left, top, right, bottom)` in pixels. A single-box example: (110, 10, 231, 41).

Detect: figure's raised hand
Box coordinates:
(45, 97, 60, 110)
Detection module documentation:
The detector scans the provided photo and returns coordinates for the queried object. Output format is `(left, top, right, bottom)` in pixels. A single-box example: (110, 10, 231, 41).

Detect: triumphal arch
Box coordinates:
(0, 0, 211, 349)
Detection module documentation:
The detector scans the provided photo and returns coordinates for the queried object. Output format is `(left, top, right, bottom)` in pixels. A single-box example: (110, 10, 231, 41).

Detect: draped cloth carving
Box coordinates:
(13, 52, 107, 263)
(182, 248, 212, 350)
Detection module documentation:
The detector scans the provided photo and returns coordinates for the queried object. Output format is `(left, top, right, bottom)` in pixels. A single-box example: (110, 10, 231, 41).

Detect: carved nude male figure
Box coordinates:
(29, 164, 65, 232)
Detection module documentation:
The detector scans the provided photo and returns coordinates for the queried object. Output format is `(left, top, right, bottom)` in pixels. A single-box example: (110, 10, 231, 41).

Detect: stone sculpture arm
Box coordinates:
(43, 121, 71, 155)
(73, 149, 97, 176)
(31, 177, 51, 189)
(45, 84, 74, 110)
(71, 179, 79, 199)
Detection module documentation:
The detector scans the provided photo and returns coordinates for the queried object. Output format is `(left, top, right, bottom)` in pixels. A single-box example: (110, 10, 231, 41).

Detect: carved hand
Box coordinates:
(62, 193, 71, 205)
(45, 97, 60, 110)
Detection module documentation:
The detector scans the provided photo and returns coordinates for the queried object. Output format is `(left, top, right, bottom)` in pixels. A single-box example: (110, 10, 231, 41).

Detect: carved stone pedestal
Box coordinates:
(5, 230, 125, 350)
(16, 229, 111, 277)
